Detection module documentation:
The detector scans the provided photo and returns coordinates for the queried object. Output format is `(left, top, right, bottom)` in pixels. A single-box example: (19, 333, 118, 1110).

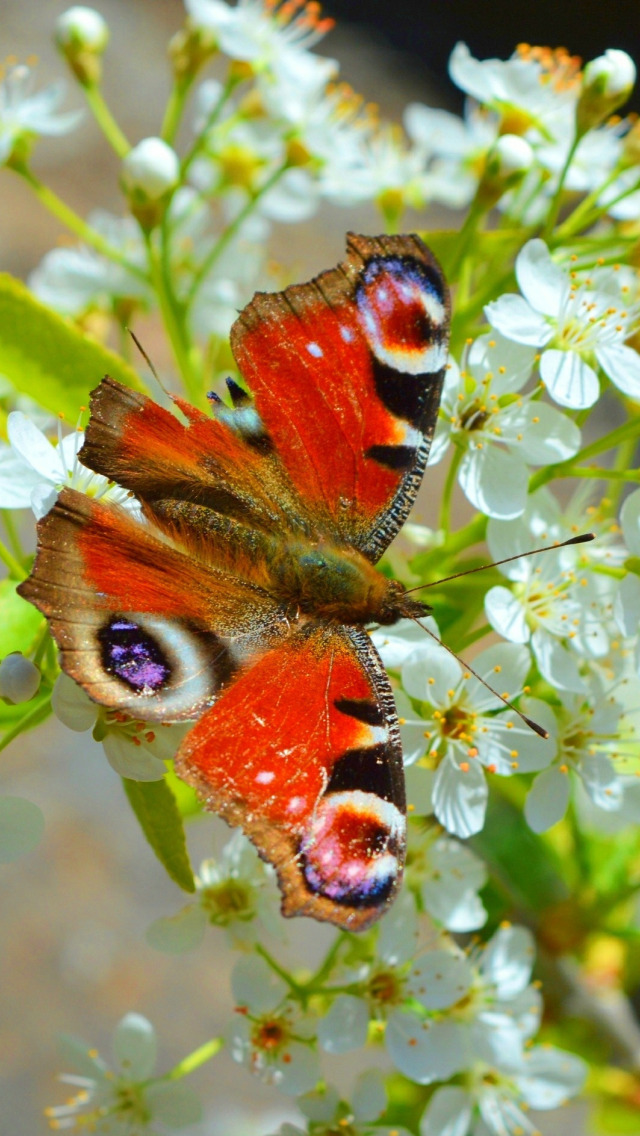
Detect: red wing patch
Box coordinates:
(175, 623, 406, 931)
(78, 377, 306, 536)
(18, 488, 284, 720)
(231, 233, 450, 559)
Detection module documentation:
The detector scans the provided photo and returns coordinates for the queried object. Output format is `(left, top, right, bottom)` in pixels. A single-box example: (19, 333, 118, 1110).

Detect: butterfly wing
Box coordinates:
(230, 232, 450, 560)
(176, 622, 405, 931)
(18, 488, 285, 720)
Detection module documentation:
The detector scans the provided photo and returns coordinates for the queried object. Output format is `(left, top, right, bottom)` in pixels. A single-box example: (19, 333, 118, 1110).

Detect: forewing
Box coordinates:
(18, 488, 284, 720)
(78, 376, 308, 536)
(231, 232, 450, 560)
(175, 623, 406, 931)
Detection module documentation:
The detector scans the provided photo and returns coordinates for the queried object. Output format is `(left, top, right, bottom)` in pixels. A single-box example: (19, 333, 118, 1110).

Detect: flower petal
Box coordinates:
(352, 1070, 387, 1123)
(102, 734, 167, 781)
(407, 948, 473, 1009)
(386, 1010, 469, 1082)
(51, 673, 96, 732)
(540, 348, 600, 409)
(7, 411, 61, 480)
(145, 904, 207, 954)
(402, 639, 461, 704)
(317, 994, 369, 1053)
(580, 752, 622, 811)
(420, 1086, 473, 1136)
(621, 487, 640, 556)
(531, 628, 586, 692)
(432, 753, 488, 838)
(0, 445, 38, 506)
(232, 954, 288, 1013)
(485, 586, 530, 643)
(525, 766, 571, 832)
(508, 401, 581, 464)
(515, 239, 566, 316)
(515, 1045, 588, 1109)
(596, 343, 640, 400)
(479, 925, 535, 999)
(459, 445, 529, 520)
(614, 572, 640, 637)
(113, 1012, 157, 1079)
(485, 294, 552, 346)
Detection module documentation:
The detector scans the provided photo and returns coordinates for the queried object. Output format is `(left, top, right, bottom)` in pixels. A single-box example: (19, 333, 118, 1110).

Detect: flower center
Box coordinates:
(251, 1015, 290, 1053)
(202, 880, 255, 923)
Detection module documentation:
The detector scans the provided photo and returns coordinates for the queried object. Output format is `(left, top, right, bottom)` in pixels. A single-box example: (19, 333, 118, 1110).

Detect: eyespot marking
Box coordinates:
(299, 790, 404, 908)
(98, 617, 170, 693)
(357, 254, 447, 375)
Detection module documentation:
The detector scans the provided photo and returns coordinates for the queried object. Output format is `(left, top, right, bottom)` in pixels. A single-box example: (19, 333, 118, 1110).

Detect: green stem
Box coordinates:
(438, 447, 463, 534)
(162, 74, 197, 146)
(254, 942, 305, 996)
(0, 535, 25, 580)
(185, 162, 289, 309)
(448, 199, 487, 283)
(304, 932, 346, 992)
(541, 131, 582, 241)
(555, 168, 640, 243)
(181, 73, 240, 177)
(2, 510, 23, 562)
(529, 416, 640, 492)
(83, 83, 130, 157)
(159, 1037, 224, 1083)
(146, 231, 201, 402)
(30, 620, 50, 667)
(13, 165, 149, 282)
(551, 465, 640, 483)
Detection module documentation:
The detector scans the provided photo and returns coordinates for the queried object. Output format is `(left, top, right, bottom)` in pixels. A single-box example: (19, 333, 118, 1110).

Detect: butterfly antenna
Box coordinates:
(127, 328, 172, 399)
(409, 617, 549, 739)
(405, 533, 595, 594)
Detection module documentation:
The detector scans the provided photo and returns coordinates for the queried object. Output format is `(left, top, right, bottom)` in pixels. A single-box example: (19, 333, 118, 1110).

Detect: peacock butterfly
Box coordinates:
(18, 233, 450, 931)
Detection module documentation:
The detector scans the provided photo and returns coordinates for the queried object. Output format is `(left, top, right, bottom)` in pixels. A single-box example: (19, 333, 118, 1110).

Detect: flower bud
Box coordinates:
(56, 6, 109, 85)
(121, 138, 180, 227)
(0, 653, 40, 704)
(477, 134, 533, 208)
(577, 49, 636, 135)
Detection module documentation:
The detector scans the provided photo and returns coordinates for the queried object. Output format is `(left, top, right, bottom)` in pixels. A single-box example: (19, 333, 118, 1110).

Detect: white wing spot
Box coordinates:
(287, 796, 306, 813)
(339, 325, 355, 343)
(306, 341, 323, 358)
(255, 770, 275, 784)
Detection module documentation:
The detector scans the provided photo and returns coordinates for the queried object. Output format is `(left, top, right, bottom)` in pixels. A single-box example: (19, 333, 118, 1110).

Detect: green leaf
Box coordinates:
(164, 766, 203, 819)
(122, 776, 196, 893)
(0, 273, 148, 421)
(0, 578, 43, 656)
(594, 1097, 640, 1134)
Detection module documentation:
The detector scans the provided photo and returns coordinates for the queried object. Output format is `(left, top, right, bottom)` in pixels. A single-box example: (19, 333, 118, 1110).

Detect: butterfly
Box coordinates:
(18, 233, 450, 932)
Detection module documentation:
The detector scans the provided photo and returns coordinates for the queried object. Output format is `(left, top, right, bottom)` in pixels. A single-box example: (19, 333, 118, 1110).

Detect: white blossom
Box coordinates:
(56, 7, 109, 51)
(404, 100, 498, 209)
(429, 335, 579, 519)
(485, 488, 622, 691)
(230, 955, 320, 1095)
(486, 239, 640, 408)
(0, 62, 82, 165)
(146, 830, 281, 951)
(52, 673, 187, 781)
(122, 137, 180, 199)
(394, 629, 554, 838)
(185, 0, 337, 89)
(0, 411, 134, 518)
(45, 1013, 202, 1131)
(449, 42, 581, 140)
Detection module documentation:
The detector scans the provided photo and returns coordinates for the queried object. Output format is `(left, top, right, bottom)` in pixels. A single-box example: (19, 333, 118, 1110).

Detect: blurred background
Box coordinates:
(0, 0, 629, 1132)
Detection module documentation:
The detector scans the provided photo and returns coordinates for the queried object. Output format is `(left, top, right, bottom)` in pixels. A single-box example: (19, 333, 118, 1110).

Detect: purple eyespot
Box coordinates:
(98, 617, 171, 693)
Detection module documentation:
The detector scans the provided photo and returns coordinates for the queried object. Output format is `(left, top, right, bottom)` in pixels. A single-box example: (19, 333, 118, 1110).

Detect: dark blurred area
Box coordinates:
(326, 0, 640, 110)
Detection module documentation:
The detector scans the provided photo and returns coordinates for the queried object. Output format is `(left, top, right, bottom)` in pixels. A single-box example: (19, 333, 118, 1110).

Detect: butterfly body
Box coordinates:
(19, 233, 449, 931)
